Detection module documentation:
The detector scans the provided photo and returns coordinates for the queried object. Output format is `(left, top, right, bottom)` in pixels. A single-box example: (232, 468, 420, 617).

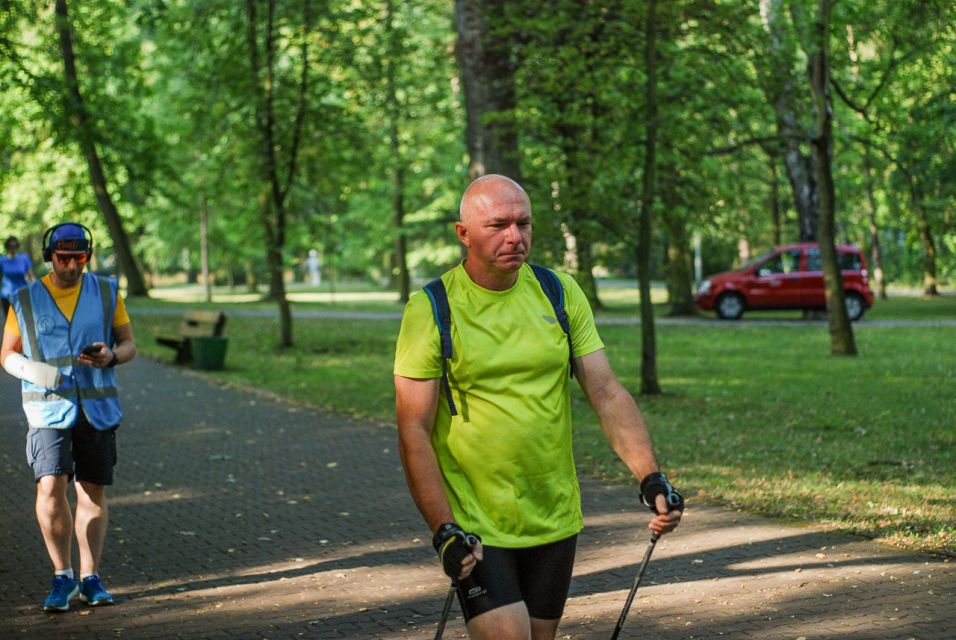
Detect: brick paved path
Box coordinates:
(1, 357, 952, 639)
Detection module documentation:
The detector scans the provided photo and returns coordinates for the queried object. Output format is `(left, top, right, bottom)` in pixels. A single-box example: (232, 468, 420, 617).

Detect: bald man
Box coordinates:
(394, 175, 682, 639)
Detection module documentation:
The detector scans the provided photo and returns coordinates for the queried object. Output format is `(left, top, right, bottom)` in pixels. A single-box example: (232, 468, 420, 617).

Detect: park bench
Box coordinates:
(155, 310, 227, 364)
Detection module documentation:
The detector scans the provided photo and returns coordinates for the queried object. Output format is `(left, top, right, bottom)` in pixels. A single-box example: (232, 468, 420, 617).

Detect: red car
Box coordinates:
(695, 243, 875, 321)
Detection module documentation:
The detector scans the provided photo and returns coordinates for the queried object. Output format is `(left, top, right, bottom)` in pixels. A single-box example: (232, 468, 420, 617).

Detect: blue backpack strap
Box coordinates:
(423, 277, 458, 416)
(529, 264, 575, 377)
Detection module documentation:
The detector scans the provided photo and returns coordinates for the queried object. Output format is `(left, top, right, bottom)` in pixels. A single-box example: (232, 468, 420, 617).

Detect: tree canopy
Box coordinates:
(2, 0, 952, 319)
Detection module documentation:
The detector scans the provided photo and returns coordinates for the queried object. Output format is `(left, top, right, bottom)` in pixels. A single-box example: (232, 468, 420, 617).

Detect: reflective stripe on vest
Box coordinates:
(12, 274, 122, 430)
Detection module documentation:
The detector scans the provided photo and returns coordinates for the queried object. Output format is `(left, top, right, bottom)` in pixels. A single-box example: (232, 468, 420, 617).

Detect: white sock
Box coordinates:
(55, 568, 75, 580)
(80, 572, 98, 581)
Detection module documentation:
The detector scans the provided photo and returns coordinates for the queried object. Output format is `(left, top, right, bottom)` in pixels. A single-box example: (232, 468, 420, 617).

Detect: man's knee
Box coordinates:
(467, 601, 533, 640)
(76, 480, 106, 501)
(530, 616, 560, 640)
(36, 473, 69, 498)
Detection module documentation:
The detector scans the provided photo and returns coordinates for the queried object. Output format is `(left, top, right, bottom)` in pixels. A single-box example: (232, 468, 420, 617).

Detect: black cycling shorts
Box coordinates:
(455, 534, 577, 622)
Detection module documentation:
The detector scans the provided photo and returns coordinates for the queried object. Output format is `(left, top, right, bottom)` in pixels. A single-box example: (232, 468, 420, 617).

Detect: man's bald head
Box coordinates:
(454, 174, 533, 290)
(459, 174, 530, 223)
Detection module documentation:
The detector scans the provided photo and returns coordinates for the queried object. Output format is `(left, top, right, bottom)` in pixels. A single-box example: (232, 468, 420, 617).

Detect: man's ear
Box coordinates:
(455, 222, 469, 248)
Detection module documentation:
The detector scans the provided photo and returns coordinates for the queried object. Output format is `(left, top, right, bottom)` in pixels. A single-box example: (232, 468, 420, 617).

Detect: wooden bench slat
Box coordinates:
(182, 310, 226, 323)
(180, 325, 221, 337)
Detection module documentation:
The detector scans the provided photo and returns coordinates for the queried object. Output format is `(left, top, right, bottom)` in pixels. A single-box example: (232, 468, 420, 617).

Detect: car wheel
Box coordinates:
(715, 292, 744, 319)
(845, 292, 865, 321)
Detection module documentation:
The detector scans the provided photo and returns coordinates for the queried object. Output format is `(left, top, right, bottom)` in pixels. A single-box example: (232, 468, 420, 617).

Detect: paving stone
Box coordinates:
(1, 357, 953, 639)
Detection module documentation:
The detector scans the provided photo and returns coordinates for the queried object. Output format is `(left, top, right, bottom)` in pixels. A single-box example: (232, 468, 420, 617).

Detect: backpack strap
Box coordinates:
(423, 277, 458, 416)
(529, 264, 575, 377)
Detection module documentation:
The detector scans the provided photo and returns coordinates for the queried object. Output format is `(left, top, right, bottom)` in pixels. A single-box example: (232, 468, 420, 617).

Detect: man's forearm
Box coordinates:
(398, 432, 456, 533)
(597, 383, 660, 481)
(111, 339, 137, 365)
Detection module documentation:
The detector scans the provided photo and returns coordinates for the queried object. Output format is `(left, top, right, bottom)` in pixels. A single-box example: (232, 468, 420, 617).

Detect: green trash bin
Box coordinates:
(191, 336, 228, 371)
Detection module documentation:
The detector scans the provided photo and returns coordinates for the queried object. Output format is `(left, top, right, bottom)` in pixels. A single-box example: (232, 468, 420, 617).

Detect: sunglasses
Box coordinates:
(53, 252, 88, 265)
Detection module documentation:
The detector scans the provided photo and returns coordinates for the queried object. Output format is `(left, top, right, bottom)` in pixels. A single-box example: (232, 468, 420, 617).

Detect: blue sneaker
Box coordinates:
(79, 575, 114, 606)
(42, 575, 79, 611)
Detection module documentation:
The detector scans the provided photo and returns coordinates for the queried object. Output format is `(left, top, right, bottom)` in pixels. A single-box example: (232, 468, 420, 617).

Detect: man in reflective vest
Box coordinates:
(1, 222, 136, 612)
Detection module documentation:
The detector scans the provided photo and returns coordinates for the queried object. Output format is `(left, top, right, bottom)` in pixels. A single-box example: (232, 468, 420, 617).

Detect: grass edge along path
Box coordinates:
(127, 295, 955, 556)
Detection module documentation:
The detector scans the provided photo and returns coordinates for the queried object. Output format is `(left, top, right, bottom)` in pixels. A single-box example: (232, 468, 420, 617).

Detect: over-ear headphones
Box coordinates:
(42, 223, 94, 262)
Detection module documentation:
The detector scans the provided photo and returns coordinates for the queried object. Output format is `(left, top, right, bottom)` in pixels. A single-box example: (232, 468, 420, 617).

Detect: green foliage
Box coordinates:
(1, 0, 952, 290)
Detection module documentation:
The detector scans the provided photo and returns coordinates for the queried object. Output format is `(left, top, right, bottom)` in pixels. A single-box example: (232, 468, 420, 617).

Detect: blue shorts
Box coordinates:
(26, 411, 117, 485)
(455, 534, 577, 622)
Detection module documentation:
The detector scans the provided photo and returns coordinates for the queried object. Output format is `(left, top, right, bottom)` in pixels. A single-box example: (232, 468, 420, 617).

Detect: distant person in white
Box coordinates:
(306, 249, 321, 286)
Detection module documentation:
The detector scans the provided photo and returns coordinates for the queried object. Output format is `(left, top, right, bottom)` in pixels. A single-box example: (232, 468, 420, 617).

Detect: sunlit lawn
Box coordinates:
(127, 283, 956, 555)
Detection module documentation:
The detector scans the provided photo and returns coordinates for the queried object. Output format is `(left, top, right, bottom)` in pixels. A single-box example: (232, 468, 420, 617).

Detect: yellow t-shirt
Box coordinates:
(394, 263, 604, 547)
(4, 274, 130, 336)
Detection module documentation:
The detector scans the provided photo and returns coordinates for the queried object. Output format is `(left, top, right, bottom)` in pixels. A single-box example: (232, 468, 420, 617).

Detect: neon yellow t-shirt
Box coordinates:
(394, 263, 604, 547)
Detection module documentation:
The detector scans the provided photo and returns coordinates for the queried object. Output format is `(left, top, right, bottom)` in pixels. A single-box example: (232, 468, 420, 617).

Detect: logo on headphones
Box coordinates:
(36, 315, 56, 335)
(54, 239, 84, 251)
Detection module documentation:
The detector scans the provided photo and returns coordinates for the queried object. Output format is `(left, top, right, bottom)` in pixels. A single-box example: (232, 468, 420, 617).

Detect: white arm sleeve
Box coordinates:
(2, 352, 61, 389)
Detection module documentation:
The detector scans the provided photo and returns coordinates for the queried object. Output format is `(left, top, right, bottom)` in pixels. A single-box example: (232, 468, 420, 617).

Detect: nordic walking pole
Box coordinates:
(434, 584, 456, 640)
(609, 533, 660, 640)
(434, 532, 479, 640)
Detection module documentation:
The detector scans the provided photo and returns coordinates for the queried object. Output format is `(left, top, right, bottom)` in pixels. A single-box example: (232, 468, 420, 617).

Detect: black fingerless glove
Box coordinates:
(432, 523, 480, 580)
(640, 472, 685, 514)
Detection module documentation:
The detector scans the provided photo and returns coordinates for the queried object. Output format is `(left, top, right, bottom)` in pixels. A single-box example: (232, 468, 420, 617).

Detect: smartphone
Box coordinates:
(81, 345, 100, 357)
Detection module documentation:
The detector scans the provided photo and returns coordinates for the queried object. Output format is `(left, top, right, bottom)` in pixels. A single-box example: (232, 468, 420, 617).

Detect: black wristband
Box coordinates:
(431, 522, 480, 581)
(432, 523, 464, 552)
(107, 352, 119, 368)
(640, 471, 685, 513)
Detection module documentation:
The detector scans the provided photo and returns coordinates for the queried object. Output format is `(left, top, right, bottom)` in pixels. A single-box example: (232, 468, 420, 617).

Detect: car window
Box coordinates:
(807, 248, 861, 271)
(757, 254, 784, 275)
(782, 249, 801, 273)
(740, 250, 775, 271)
(839, 252, 861, 270)
(757, 250, 802, 276)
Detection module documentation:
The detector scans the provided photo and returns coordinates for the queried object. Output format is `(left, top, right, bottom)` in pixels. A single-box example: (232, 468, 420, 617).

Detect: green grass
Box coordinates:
(126, 288, 956, 555)
(864, 292, 956, 321)
(571, 324, 955, 555)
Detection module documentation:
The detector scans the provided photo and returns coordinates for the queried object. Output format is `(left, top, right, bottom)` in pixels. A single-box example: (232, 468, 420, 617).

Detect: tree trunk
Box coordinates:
(553, 146, 602, 309)
(639, 0, 661, 395)
(760, 0, 819, 242)
(663, 217, 695, 316)
(553, 97, 602, 309)
(861, 152, 887, 299)
(808, 0, 856, 356)
(659, 152, 694, 316)
(391, 166, 410, 302)
(454, 0, 521, 180)
(767, 150, 783, 246)
(259, 192, 292, 345)
(200, 194, 212, 303)
(568, 220, 601, 309)
(385, 0, 410, 303)
(907, 177, 939, 296)
(244, 260, 258, 293)
(246, 0, 311, 348)
(54, 0, 147, 296)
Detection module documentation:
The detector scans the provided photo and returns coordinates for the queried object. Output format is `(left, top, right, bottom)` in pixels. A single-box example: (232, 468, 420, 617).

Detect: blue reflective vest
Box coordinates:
(12, 274, 122, 430)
